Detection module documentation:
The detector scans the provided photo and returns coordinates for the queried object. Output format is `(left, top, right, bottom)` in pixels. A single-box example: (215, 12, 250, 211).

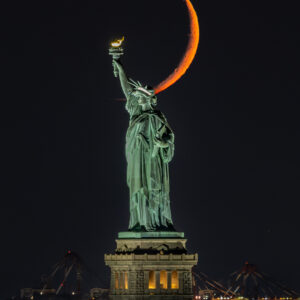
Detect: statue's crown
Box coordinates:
(129, 79, 155, 97)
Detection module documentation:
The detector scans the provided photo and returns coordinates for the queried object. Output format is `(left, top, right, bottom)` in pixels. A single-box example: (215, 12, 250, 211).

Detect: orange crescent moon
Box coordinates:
(154, 0, 200, 94)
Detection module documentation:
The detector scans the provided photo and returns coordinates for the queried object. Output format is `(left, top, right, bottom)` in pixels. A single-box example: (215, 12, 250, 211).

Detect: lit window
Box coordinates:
(160, 270, 167, 289)
(115, 272, 119, 289)
(149, 271, 156, 289)
(124, 272, 128, 290)
(171, 270, 179, 289)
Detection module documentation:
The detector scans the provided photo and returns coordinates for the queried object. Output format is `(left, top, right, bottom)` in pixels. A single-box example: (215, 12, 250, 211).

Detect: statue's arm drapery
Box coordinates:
(152, 114, 175, 164)
(160, 130, 174, 164)
(113, 60, 133, 100)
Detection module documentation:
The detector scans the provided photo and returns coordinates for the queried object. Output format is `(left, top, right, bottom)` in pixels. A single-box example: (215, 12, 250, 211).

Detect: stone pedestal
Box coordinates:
(105, 233, 198, 300)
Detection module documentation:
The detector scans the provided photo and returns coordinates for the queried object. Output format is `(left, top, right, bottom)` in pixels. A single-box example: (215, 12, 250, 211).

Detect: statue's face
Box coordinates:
(133, 91, 150, 106)
(137, 95, 148, 105)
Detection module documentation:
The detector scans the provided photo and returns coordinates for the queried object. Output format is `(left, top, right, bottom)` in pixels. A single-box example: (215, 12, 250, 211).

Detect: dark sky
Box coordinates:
(0, 0, 299, 298)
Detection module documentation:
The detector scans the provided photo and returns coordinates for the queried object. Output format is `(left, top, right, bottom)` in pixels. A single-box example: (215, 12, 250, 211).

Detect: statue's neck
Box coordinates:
(141, 104, 152, 111)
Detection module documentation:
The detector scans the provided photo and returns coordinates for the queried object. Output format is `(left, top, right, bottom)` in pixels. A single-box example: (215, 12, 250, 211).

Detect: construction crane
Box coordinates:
(41, 250, 82, 296)
(193, 267, 237, 299)
(20, 250, 110, 299)
(226, 262, 300, 299)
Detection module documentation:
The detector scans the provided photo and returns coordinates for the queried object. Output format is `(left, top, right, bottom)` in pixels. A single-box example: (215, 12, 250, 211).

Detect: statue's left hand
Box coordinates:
(153, 137, 169, 148)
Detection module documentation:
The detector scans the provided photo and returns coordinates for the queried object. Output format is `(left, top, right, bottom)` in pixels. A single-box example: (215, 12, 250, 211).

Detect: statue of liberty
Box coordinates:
(112, 59, 175, 232)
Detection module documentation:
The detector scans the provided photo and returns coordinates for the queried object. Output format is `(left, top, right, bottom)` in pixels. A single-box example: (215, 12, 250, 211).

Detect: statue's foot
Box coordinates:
(128, 224, 147, 232)
(129, 223, 176, 232)
(153, 223, 176, 232)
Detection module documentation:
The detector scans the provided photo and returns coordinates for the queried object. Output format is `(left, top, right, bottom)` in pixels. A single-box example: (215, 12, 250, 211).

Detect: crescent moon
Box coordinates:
(154, 0, 200, 94)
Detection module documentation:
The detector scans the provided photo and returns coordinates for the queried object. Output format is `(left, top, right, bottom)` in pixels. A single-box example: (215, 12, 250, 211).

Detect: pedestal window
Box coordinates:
(171, 270, 179, 289)
(148, 270, 156, 289)
(115, 272, 119, 289)
(160, 270, 167, 289)
(124, 272, 128, 290)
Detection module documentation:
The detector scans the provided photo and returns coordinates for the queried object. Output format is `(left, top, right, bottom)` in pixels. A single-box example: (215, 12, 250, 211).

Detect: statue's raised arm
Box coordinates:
(112, 60, 133, 100)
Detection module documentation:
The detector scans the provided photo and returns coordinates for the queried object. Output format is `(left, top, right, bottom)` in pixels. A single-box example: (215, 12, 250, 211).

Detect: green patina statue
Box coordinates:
(112, 59, 175, 232)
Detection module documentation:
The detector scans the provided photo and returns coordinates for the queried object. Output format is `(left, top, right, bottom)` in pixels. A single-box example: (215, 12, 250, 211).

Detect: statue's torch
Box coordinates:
(109, 37, 125, 77)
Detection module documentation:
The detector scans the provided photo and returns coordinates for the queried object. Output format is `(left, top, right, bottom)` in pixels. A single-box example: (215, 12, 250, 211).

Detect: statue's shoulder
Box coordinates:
(151, 109, 162, 117)
(152, 110, 167, 122)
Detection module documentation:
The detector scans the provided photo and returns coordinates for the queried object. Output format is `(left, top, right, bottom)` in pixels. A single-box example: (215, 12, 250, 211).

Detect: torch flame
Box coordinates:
(111, 36, 125, 48)
(154, 0, 200, 94)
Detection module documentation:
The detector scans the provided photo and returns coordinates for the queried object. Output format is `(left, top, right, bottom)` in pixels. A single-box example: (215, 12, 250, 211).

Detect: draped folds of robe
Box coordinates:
(125, 94, 174, 231)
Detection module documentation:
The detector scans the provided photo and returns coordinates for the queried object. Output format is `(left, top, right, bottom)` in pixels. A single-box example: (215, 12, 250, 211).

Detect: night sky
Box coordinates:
(0, 0, 299, 298)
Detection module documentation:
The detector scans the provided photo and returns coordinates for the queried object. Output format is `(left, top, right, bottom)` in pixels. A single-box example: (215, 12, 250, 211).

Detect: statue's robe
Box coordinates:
(125, 94, 174, 231)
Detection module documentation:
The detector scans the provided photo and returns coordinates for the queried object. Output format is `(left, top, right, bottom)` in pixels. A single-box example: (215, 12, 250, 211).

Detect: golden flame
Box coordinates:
(111, 36, 125, 48)
(154, 0, 200, 94)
